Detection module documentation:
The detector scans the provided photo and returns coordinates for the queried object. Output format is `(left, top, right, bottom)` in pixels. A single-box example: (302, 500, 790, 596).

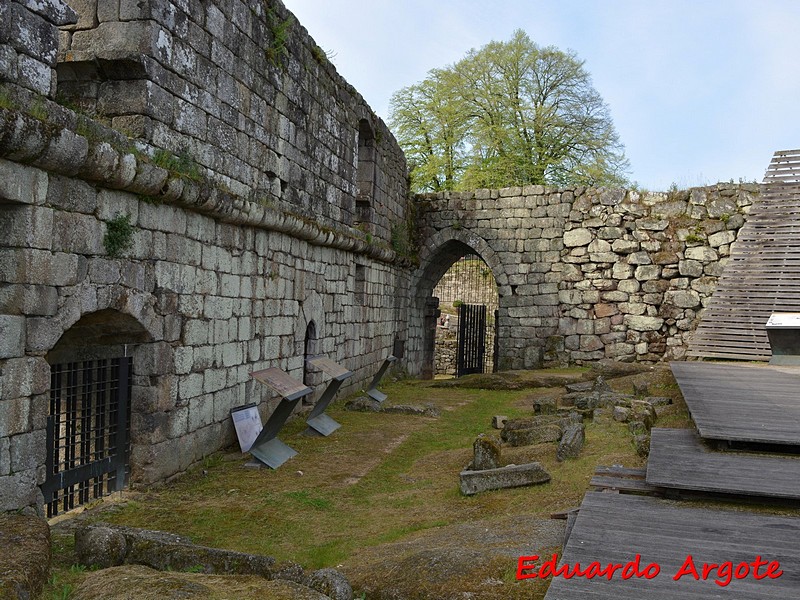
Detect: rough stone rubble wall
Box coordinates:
(0, 0, 412, 513)
(415, 184, 756, 369)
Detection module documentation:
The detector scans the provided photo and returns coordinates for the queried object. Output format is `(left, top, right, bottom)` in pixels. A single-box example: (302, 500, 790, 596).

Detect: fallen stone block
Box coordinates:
(76, 523, 276, 576)
(74, 523, 355, 597)
(630, 400, 657, 429)
(471, 434, 501, 471)
(634, 433, 651, 457)
(564, 381, 593, 394)
(532, 396, 557, 414)
(592, 375, 612, 394)
(573, 392, 601, 410)
(644, 396, 671, 407)
(75, 525, 127, 569)
(612, 406, 631, 422)
(344, 396, 381, 412)
(382, 403, 440, 417)
(501, 417, 564, 447)
(491, 415, 508, 429)
(556, 423, 585, 461)
(460, 463, 551, 496)
(306, 568, 353, 600)
(503, 415, 563, 431)
(502, 424, 562, 446)
(628, 421, 648, 436)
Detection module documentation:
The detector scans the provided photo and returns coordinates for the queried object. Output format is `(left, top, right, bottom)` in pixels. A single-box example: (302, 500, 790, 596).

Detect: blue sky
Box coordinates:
(283, 0, 800, 191)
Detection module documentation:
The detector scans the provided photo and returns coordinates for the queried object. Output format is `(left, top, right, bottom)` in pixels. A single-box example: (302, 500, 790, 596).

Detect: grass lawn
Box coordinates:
(44, 369, 690, 599)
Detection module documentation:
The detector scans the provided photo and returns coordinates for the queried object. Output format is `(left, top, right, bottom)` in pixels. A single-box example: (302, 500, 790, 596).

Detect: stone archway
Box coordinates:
(408, 228, 509, 378)
(296, 291, 326, 403)
(43, 308, 157, 516)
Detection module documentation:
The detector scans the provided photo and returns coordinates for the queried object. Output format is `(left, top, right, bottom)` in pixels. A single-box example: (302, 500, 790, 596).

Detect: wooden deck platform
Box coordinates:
(544, 492, 800, 599)
(670, 361, 800, 445)
(688, 148, 800, 361)
(646, 428, 800, 500)
(590, 465, 663, 496)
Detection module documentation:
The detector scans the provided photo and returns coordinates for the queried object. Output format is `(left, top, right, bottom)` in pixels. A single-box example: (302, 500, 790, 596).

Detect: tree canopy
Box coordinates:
(390, 30, 630, 193)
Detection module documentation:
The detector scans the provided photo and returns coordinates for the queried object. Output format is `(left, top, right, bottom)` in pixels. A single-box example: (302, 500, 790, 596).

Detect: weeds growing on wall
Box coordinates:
(152, 148, 203, 181)
(391, 221, 417, 261)
(104, 214, 134, 258)
(264, 3, 293, 68)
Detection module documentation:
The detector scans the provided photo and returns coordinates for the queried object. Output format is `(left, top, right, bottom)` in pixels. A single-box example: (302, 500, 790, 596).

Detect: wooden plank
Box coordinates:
(594, 466, 647, 479)
(543, 492, 800, 600)
(670, 361, 800, 445)
(590, 475, 662, 494)
(686, 350, 771, 361)
(646, 428, 800, 500)
(689, 153, 800, 361)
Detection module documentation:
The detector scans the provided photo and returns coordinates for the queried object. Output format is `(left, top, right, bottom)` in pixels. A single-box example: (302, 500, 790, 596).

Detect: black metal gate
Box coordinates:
(42, 357, 132, 517)
(456, 304, 487, 377)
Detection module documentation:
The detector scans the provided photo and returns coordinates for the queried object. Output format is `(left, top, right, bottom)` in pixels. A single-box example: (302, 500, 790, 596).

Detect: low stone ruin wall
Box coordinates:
(415, 184, 757, 368)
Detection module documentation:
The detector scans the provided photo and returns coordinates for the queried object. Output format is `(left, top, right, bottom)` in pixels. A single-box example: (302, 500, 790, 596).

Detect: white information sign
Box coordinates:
(230, 404, 262, 452)
(766, 313, 800, 328)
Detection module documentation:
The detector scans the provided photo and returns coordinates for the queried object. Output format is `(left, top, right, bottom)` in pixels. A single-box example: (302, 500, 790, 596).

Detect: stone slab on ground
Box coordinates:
(71, 565, 333, 600)
(556, 423, 585, 461)
(382, 403, 440, 417)
(470, 434, 501, 471)
(76, 523, 276, 575)
(74, 523, 353, 599)
(459, 462, 551, 496)
(343, 396, 381, 412)
(501, 423, 562, 446)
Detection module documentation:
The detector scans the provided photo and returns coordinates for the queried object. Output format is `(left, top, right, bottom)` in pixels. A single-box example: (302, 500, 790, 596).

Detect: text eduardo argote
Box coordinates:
(516, 553, 783, 587)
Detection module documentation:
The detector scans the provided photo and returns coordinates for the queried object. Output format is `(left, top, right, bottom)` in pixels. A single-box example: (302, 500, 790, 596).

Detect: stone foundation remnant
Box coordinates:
(460, 434, 551, 495)
(75, 523, 353, 599)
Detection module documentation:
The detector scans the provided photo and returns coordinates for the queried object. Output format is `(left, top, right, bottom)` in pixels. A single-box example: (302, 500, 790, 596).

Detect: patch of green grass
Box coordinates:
(151, 148, 202, 181)
(284, 490, 332, 510)
(42, 534, 83, 600)
(45, 575, 73, 600)
(28, 97, 49, 121)
(74, 377, 642, 597)
(103, 214, 134, 258)
(0, 88, 15, 110)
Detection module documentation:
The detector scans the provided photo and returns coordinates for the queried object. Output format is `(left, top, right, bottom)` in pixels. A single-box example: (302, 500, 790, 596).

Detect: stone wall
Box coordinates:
(0, 0, 766, 515)
(56, 0, 409, 241)
(411, 184, 757, 371)
(434, 326, 456, 376)
(0, 0, 412, 513)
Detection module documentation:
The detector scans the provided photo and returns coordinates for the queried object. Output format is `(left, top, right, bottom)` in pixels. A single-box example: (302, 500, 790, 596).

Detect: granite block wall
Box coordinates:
(0, 0, 412, 514)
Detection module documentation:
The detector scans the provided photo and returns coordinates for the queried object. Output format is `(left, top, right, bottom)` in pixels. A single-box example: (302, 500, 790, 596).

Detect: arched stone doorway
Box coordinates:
(43, 309, 155, 516)
(433, 254, 500, 377)
(408, 229, 509, 379)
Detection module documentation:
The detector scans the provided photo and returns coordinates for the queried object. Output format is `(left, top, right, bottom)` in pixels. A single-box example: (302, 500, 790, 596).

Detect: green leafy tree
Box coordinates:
(390, 30, 630, 192)
(390, 69, 469, 193)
